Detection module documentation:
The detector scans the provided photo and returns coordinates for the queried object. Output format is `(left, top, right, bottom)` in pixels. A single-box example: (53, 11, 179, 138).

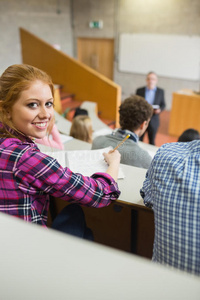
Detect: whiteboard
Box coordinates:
(119, 33, 200, 81)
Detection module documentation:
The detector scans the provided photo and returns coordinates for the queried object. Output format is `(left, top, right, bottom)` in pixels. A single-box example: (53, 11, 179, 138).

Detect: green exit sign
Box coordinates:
(89, 20, 103, 29)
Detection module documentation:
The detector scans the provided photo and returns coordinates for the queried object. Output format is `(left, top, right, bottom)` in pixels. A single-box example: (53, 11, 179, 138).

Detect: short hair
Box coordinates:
(147, 71, 157, 77)
(0, 64, 54, 139)
(73, 107, 88, 118)
(70, 115, 93, 143)
(119, 95, 153, 131)
(178, 129, 200, 142)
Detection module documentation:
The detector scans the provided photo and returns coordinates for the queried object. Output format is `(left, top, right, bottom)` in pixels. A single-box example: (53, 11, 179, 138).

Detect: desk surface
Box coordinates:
(138, 141, 159, 157)
(118, 164, 146, 207)
(0, 212, 199, 300)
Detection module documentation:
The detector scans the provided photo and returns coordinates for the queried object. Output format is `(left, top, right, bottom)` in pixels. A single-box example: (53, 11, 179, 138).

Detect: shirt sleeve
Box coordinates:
(140, 161, 154, 208)
(160, 89, 166, 111)
(14, 147, 120, 208)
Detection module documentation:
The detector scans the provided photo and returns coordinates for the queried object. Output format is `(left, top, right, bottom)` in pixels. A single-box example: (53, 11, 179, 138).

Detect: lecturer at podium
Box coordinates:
(136, 71, 165, 145)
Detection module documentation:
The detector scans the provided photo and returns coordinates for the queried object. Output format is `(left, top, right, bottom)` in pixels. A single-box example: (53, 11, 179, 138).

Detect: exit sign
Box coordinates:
(89, 20, 103, 29)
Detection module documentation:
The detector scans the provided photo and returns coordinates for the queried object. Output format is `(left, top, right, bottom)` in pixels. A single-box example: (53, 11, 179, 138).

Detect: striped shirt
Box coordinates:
(141, 140, 200, 276)
(0, 136, 120, 227)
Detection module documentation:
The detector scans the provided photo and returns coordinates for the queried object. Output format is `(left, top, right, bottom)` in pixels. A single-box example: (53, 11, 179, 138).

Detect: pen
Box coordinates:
(111, 134, 130, 152)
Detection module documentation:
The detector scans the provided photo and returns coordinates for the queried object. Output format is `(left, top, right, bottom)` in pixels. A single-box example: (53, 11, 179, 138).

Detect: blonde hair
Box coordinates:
(70, 115, 93, 143)
(0, 64, 54, 139)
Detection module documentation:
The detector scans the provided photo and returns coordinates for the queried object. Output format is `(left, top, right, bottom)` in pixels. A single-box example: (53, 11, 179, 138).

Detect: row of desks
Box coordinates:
(39, 138, 156, 258)
(1, 137, 199, 299)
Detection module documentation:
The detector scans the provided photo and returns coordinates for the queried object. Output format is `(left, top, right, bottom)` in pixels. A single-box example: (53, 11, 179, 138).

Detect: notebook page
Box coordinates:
(66, 147, 124, 179)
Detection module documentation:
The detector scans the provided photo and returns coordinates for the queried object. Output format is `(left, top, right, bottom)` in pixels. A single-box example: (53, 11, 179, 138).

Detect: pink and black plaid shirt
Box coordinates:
(0, 136, 120, 227)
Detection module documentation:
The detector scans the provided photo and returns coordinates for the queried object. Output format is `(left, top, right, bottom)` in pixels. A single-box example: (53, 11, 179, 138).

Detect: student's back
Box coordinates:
(92, 131, 151, 169)
(92, 96, 153, 169)
(141, 140, 200, 276)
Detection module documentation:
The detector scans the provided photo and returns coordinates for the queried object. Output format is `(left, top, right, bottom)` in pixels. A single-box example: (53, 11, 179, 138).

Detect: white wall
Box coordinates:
(72, 0, 200, 109)
(1, 0, 200, 110)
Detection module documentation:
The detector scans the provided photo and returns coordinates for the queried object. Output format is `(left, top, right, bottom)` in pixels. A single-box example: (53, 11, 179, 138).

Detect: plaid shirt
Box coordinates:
(141, 140, 200, 276)
(0, 136, 120, 227)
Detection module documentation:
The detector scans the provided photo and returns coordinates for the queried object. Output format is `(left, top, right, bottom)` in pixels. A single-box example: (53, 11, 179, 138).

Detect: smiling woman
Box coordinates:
(9, 80, 54, 139)
(0, 64, 55, 140)
(0, 64, 121, 239)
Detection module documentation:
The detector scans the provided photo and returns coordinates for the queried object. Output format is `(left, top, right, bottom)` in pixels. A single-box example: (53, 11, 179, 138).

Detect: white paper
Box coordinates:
(44, 147, 124, 179)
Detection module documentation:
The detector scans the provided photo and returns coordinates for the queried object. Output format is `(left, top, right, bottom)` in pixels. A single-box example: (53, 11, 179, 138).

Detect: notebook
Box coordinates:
(43, 147, 124, 179)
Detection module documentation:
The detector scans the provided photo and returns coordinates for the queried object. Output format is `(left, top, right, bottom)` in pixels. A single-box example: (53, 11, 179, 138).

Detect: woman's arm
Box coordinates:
(15, 147, 121, 208)
(103, 150, 121, 182)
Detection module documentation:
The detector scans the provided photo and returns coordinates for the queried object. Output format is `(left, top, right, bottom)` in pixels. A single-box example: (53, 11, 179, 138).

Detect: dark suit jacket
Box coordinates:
(136, 87, 165, 129)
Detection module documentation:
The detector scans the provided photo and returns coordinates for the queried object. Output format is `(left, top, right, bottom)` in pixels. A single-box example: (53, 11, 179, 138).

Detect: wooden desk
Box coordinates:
(169, 89, 200, 137)
(1, 212, 199, 300)
(50, 164, 154, 258)
(38, 139, 153, 258)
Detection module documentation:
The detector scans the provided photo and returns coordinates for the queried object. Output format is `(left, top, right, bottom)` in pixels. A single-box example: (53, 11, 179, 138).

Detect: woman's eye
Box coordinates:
(46, 102, 54, 108)
(27, 103, 38, 108)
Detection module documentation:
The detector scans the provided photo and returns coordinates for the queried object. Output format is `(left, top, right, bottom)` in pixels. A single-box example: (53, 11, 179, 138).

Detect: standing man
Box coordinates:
(136, 71, 165, 145)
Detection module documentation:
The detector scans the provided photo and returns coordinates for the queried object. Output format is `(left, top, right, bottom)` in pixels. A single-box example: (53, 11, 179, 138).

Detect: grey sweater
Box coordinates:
(92, 132, 152, 169)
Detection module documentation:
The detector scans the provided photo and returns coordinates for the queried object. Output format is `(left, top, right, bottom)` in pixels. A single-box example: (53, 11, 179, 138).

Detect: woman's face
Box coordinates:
(9, 80, 54, 139)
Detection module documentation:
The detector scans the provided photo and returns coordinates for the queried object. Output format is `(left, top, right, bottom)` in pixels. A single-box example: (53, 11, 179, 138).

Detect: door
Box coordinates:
(77, 38, 114, 80)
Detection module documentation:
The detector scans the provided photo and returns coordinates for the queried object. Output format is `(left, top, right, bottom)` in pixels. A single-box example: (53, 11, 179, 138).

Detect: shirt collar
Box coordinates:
(146, 86, 157, 92)
(113, 129, 139, 143)
(0, 123, 35, 144)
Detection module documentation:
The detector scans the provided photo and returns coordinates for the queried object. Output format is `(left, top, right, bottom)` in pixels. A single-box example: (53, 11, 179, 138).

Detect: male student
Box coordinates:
(140, 140, 200, 276)
(136, 71, 165, 145)
(92, 95, 153, 169)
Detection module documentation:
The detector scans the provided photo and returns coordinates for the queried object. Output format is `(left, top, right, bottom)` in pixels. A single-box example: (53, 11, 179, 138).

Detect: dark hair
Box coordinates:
(178, 129, 200, 142)
(119, 95, 153, 131)
(73, 107, 88, 118)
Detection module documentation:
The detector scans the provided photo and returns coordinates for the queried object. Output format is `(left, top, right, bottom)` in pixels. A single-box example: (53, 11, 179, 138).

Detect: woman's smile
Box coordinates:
(10, 80, 54, 139)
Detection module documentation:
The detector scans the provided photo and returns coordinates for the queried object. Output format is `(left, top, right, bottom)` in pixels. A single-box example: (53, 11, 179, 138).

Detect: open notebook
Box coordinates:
(43, 147, 124, 179)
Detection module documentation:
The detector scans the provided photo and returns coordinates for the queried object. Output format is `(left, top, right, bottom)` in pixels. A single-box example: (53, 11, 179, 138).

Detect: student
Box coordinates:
(140, 140, 200, 276)
(178, 128, 200, 142)
(35, 123, 64, 149)
(73, 107, 88, 118)
(92, 95, 153, 169)
(0, 64, 121, 236)
(70, 115, 93, 143)
(136, 71, 165, 145)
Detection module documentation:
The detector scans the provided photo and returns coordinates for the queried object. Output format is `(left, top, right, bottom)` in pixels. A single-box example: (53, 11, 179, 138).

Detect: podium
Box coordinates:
(169, 89, 200, 137)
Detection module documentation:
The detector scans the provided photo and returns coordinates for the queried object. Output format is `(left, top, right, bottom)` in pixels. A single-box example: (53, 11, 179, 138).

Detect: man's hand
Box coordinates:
(154, 108, 161, 114)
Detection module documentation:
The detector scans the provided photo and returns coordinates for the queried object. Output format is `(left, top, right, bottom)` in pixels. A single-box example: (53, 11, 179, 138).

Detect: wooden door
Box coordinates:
(77, 38, 114, 80)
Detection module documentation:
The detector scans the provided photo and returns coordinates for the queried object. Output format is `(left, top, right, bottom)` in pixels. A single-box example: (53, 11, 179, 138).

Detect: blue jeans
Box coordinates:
(51, 203, 94, 241)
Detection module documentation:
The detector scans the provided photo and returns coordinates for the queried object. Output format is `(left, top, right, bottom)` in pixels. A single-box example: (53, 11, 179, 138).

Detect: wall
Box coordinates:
(72, 0, 200, 109)
(1, 0, 200, 110)
(115, 0, 200, 109)
(0, 0, 73, 75)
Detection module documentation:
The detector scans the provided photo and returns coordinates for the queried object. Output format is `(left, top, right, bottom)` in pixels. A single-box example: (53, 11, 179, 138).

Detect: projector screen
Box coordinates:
(119, 33, 200, 81)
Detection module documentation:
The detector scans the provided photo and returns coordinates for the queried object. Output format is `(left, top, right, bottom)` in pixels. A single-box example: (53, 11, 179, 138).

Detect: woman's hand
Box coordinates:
(103, 150, 121, 166)
(103, 150, 121, 182)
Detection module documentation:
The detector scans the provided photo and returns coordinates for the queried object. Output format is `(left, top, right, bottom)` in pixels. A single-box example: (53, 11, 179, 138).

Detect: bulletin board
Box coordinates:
(119, 33, 200, 81)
